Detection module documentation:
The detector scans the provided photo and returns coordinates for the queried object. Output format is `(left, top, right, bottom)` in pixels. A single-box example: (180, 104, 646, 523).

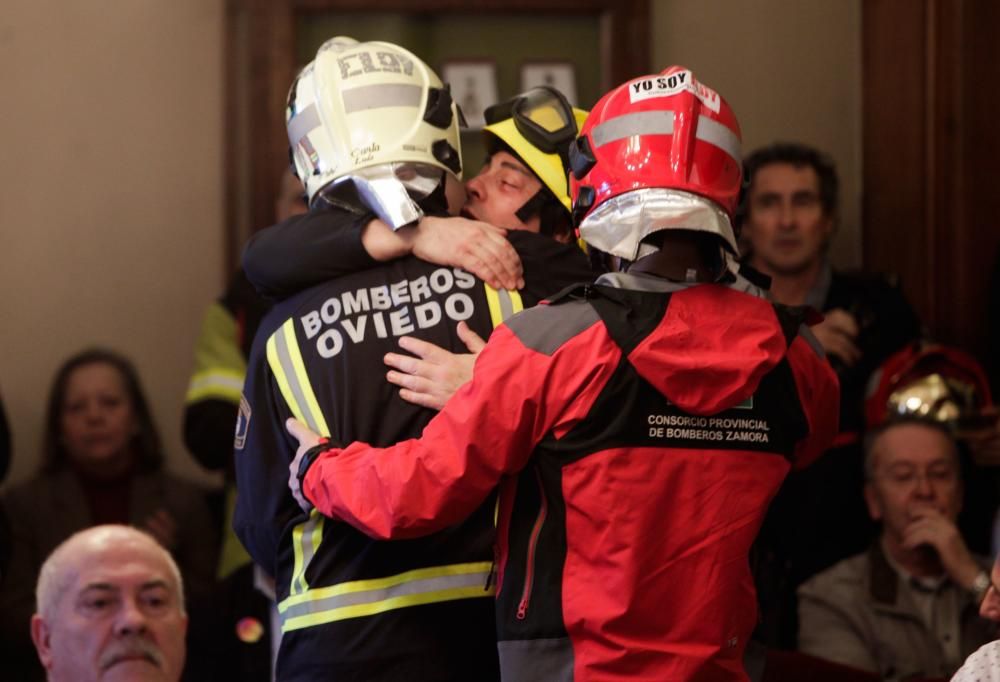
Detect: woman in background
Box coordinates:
(0, 348, 217, 681)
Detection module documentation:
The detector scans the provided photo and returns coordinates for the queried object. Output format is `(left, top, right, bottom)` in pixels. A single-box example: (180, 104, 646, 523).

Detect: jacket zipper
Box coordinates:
(484, 544, 498, 591)
(516, 468, 548, 620)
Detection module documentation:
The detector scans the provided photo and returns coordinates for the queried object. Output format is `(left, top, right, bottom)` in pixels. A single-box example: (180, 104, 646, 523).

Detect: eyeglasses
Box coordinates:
(484, 86, 578, 163)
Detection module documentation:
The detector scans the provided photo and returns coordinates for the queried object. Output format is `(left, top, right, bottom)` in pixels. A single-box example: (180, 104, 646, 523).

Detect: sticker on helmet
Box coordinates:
(628, 70, 720, 113)
(351, 142, 380, 165)
(337, 50, 414, 80)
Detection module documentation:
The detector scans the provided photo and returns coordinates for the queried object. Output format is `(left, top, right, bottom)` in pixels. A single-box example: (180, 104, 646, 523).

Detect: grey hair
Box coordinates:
(35, 525, 186, 619)
(863, 417, 959, 481)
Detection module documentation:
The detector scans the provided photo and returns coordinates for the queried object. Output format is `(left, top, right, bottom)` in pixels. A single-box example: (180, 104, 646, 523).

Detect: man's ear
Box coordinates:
(864, 483, 883, 521)
(30, 614, 54, 671)
(553, 228, 574, 245)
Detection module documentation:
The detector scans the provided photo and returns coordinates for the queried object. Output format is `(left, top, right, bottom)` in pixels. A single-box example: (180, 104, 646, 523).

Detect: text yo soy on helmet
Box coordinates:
(568, 66, 743, 263)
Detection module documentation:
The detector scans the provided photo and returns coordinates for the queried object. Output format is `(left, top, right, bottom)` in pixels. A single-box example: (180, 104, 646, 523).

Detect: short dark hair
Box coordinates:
(41, 348, 164, 474)
(743, 142, 839, 217)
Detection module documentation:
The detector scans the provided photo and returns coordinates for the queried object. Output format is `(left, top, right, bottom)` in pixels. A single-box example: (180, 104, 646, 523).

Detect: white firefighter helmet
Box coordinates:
(286, 37, 463, 227)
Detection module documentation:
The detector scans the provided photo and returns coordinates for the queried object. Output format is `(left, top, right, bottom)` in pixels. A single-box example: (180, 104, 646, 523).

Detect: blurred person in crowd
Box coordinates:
(743, 143, 923, 648)
(741, 142, 921, 429)
(0, 348, 216, 681)
(866, 342, 1000, 554)
(30, 524, 187, 682)
(798, 418, 997, 679)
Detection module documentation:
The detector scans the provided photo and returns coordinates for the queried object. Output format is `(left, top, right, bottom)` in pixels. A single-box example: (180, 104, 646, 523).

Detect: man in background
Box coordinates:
(798, 419, 996, 679)
(743, 143, 922, 648)
(30, 525, 187, 682)
(741, 142, 921, 438)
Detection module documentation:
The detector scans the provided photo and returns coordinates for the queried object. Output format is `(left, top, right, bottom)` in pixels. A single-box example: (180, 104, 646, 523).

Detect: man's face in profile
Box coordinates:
(463, 150, 544, 234)
(31, 538, 187, 682)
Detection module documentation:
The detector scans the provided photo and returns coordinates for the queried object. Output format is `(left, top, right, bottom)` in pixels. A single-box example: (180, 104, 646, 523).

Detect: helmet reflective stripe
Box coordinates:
(590, 112, 741, 167)
(571, 65, 742, 229)
(571, 66, 743, 263)
(288, 105, 322, 155)
(341, 83, 423, 114)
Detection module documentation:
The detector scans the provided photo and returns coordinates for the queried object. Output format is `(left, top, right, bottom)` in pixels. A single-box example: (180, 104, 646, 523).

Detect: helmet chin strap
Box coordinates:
(417, 175, 450, 217)
(514, 189, 548, 225)
(515, 188, 570, 240)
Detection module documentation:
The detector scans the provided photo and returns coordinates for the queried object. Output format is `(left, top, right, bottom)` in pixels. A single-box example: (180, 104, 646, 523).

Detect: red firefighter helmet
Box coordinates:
(864, 342, 994, 433)
(568, 66, 743, 260)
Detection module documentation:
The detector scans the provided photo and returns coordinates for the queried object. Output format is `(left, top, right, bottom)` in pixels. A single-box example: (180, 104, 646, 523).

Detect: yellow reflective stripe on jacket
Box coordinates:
(186, 302, 247, 405)
(289, 510, 324, 595)
(484, 285, 524, 327)
(265, 319, 330, 438)
(185, 369, 245, 404)
(217, 485, 252, 579)
(266, 318, 330, 595)
(278, 561, 494, 632)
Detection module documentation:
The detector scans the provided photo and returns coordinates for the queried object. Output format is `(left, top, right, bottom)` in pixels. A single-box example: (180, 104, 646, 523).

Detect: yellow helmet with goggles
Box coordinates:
(482, 86, 588, 214)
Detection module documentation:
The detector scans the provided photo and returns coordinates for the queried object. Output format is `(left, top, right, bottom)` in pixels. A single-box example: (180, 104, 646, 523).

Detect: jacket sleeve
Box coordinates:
(797, 572, 880, 673)
(788, 329, 841, 469)
(183, 299, 246, 472)
(232, 331, 299, 578)
(242, 208, 378, 300)
(302, 315, 618, 540)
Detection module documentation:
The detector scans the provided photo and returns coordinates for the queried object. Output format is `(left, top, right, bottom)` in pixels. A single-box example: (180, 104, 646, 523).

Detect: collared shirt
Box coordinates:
(804, 259, 833, 311)
(881, 538, 965, 670)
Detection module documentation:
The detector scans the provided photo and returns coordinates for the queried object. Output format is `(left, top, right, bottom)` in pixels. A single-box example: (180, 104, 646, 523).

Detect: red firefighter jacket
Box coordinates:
(303, 271, 839, 681)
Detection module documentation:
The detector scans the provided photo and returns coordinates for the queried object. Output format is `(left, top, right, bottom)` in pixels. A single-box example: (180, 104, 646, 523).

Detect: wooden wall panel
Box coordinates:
(863, 0, 1000, 358)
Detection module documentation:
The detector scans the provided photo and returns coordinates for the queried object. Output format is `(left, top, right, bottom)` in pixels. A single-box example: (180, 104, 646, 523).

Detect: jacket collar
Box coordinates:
(868, 538, 902, 607)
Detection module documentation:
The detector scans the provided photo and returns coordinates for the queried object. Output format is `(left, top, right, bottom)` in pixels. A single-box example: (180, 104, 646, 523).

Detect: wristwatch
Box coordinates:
(971, 570, 991, 604)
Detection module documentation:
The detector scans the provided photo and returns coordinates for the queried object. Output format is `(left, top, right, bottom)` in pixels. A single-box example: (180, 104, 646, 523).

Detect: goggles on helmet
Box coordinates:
(484, 86, 577, 165)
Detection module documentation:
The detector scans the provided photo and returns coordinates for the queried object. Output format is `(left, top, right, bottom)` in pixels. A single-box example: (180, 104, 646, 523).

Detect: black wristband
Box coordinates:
(297, 442, 333, 492)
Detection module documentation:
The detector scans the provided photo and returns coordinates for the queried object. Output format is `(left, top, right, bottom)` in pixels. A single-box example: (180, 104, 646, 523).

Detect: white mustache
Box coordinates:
(100, 636, 163, 671)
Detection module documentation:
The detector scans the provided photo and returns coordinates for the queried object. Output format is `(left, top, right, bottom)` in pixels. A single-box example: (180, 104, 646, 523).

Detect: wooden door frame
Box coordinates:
(862, 0, 1000, 357)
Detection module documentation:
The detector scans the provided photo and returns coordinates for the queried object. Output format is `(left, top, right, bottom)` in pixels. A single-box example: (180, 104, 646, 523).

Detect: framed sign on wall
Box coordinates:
(521, 61, 578, 105)
(442, 60, 499, 129)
